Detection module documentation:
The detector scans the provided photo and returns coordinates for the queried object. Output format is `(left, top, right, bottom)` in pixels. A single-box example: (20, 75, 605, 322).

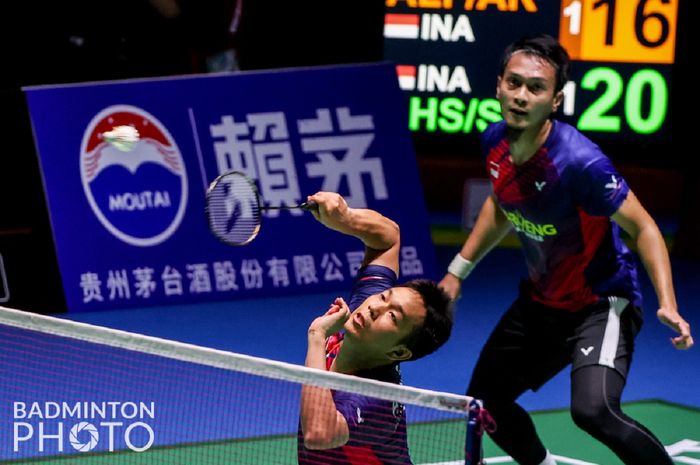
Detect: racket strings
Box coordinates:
(207, 173, 262, 245)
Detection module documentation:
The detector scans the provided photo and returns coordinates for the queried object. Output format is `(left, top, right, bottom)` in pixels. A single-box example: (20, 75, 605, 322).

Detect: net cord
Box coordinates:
(0, 306, 472, 414)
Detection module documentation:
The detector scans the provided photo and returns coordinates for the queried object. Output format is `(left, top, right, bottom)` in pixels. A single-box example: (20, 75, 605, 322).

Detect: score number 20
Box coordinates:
(561, 67, 668, 135)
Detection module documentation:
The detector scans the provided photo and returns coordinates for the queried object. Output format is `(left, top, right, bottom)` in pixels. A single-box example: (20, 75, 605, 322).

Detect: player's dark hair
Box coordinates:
(396, 279, 454, 361)
(500, 33, 570, 93)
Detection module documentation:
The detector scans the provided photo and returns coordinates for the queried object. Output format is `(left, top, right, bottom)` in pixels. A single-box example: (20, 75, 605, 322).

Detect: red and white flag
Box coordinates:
(384, 14, 419, 39)
(396, 65, 416, 90)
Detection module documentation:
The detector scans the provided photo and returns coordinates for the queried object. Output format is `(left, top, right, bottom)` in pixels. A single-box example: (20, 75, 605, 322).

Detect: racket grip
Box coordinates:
(300, 202, 319, 211)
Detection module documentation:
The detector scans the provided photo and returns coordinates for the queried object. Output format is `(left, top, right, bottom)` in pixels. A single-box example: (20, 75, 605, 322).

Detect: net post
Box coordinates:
(465, 398, 485, 465)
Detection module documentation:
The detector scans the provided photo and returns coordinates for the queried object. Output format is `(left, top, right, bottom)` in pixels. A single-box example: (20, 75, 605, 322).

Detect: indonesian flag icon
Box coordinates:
(396, 65, 416, 90)
(384, 14, 419, 39)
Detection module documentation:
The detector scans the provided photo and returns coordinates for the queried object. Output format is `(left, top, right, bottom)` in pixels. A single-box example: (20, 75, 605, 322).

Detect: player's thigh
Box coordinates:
(468, 300, 571, 402)
(571, 297, 642, 378)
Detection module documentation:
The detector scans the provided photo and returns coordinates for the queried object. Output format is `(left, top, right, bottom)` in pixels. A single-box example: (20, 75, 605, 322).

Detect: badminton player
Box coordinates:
(439, 34, 693, 465)
(298, 191, 454, 465)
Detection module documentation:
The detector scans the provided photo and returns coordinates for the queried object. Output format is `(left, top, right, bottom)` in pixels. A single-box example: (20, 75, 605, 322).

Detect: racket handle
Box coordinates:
(300, 202, 319, 211)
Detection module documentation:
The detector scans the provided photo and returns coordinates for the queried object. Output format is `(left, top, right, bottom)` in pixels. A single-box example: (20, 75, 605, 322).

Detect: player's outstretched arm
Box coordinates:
(307, 192, 400, 273)
(300, 298, 352, 449)
(439, 194, 512, 301)
(612, 191, 694, 350)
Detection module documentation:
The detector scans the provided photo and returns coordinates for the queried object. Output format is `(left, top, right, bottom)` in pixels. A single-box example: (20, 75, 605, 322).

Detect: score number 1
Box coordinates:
(559, 0, 678, 64)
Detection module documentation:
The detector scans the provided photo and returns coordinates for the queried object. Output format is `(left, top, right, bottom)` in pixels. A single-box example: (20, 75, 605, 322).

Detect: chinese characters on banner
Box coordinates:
(26, 63, 435, 311)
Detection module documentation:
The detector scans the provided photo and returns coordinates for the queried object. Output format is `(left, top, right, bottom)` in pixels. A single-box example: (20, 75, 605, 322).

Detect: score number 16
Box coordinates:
(560, 0, 678, 64)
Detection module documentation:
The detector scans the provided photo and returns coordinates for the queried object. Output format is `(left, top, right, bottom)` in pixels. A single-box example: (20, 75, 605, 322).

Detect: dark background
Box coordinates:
(0, 1, 695, 312)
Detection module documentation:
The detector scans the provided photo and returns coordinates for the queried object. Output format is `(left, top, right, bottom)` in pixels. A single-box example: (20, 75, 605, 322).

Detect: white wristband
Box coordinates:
(447, 254, 475, 280)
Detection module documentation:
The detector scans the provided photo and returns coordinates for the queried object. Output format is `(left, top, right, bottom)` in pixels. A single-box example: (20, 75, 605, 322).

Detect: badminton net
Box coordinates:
(0, 305, 485, 464)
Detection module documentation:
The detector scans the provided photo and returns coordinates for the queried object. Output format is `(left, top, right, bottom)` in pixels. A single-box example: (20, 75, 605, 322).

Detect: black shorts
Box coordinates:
(467, 293, 643, 403)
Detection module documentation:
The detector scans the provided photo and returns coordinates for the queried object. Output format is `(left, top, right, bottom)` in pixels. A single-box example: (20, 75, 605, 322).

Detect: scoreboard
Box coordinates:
(383, 0, 680, 162)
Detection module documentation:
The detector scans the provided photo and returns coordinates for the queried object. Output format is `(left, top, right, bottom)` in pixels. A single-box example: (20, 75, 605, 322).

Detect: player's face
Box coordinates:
(497, 52, 563, 131)
(343, 287, 426, 360)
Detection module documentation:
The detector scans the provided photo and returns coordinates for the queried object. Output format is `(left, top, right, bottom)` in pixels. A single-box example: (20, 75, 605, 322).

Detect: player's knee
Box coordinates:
(570, 396, 613, 435)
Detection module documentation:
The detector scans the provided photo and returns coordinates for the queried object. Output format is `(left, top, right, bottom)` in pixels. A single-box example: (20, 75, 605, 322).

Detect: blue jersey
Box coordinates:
(482, 120, 642, 311)
(298, 265, 412, 465)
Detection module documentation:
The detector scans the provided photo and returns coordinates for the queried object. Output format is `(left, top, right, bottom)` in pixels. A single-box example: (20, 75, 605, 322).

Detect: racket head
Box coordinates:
(206, 171, 262, 246)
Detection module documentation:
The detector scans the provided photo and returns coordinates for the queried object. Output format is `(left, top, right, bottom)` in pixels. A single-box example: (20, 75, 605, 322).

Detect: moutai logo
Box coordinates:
(80, 105, 188, 246)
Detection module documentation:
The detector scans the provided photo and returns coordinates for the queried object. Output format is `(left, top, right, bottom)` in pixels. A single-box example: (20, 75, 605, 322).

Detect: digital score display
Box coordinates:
(383, 0, 679, 156)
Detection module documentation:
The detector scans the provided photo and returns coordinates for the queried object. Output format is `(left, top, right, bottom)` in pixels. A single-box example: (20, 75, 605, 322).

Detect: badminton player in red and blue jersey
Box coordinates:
(298, 192, 454, 465)
(439, 34, 693, 465)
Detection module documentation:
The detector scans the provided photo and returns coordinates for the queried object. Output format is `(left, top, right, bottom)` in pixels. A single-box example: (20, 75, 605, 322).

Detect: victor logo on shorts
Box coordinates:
(580, 346, 595, 356)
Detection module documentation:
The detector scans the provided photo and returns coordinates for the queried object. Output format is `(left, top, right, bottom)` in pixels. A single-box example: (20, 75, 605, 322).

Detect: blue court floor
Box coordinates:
(55, 241, 700, 411)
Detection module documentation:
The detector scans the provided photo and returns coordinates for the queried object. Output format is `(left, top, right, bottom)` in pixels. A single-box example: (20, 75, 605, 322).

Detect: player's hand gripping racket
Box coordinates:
(206, 171, 318, 246)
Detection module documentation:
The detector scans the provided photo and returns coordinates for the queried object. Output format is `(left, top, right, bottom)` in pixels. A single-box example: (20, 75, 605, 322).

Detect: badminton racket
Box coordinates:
(206, 171, 318, 246)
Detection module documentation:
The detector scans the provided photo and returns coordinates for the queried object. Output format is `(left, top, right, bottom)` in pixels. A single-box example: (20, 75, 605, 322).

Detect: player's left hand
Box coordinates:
(657, 307, 694, 350)
(309, 297, 351, 339)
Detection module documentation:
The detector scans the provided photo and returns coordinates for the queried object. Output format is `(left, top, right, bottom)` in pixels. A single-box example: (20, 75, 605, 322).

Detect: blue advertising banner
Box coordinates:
(24, 63, 436, 312)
